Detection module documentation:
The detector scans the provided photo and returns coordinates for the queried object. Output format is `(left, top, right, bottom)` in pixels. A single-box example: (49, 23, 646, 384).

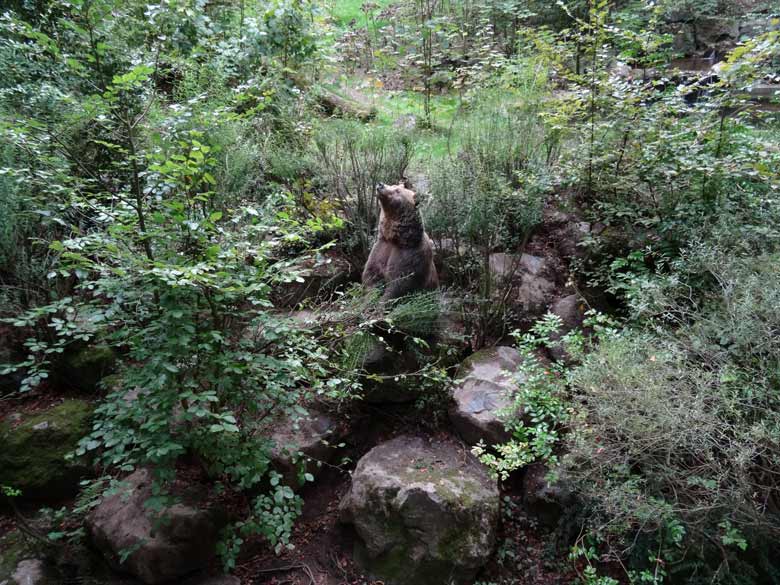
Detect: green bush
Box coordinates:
(423, 91, 552, 342)
(424, 90, 551, 260)
(564, 250, 780, 584)
(309, 120, 413, 266)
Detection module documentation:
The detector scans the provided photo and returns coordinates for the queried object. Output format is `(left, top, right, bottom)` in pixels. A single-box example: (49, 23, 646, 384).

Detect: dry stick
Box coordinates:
(5, 495, 59, 548)
(252, 563, 317, 585)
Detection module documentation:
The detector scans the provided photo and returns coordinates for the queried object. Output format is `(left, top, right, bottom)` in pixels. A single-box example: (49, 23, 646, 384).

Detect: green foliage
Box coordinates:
(310, 120, 413, 265)
(385, 290, 442, 337)
(0, 0, 343, 567)
(533, 9, 780, 279)
(425, 91, 550, 255)
(473, 314, 571, 480)
(3, 0, 780, 580)
(564, 250, 780, 583)
(424, 89, 552, 342)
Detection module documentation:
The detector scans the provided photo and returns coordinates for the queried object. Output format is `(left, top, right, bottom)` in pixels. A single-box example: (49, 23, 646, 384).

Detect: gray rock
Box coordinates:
(550, 295, 586, 331)
(274, 254, 351, 307)
(433, 312, 470, 369)
(449, 346, 524, 446)
(86, 469, 224, 585)
(548, 295, 587, 362)
(11, 560, 48, 585)
(488, 253, 557, 316)
(522, 463, 574, 526)
(361, 339, 422, 403)
(340, 435, 499, 585)
(694, 17, 740, 52)
(556, 222, 591, 260)
(270, 408, 340, 486)
(519, 253, 547, 276)
(489, 253, 545, 280)
(611, 61, 632, 78)
(517, 273, 557, 316)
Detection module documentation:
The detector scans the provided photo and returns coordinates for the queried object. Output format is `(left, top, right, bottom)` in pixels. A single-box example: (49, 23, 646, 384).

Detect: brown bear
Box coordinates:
(362, 182, 438, 300)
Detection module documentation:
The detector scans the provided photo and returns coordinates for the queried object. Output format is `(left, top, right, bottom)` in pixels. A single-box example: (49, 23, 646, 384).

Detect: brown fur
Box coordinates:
(362, 183, 439, 300)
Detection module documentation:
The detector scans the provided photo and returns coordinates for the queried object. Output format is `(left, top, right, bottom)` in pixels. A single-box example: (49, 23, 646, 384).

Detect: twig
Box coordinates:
(4, 495, 60, 548)
(252, 563, 317, 585)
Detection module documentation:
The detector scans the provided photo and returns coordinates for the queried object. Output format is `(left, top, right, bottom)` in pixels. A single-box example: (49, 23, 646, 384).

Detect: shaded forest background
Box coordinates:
(1, 0, 780, 584)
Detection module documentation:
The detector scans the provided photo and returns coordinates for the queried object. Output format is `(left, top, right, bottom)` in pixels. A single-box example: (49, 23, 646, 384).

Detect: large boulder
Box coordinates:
(488, 253, 558, 318)
(270, 407, 340, 486)
(273, 253, 351, 307)
(86, 469, 225, 585)
(340, 435, 499, 585)
(57, 344, 117, 393)
(449, 346, 524, 446)
(522, 463, 575, 527)
(0, 399, 93, 500)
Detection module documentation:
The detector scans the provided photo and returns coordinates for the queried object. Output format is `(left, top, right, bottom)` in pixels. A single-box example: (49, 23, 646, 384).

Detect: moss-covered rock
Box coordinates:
(58, 344, 117, 393)
(0, 399, 93, 500)
(0, 531, 33, 582)
(340, 435, 499, 585)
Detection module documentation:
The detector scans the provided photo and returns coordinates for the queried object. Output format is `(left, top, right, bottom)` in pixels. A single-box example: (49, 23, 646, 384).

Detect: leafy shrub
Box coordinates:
(564, 250, 780, 584)
(309, 120, 413, 267)
(0, 4, 337, 566)
(423, 91, 552, 343)
(473, 314, 572, 480)
(0, 144, 22, 275)
(425, 90, 551, 259)
(208, 119, 266, 205)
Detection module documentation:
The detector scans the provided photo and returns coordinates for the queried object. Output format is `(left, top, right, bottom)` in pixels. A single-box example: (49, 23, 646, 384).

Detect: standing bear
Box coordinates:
(362, 182, 438, 300)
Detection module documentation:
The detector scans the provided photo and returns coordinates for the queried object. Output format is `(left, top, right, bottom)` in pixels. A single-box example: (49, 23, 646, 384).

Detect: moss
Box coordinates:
(396, 461, 483, 508)
(0, 399, 93, 499)
(0, 530, 38, 581)
(365, 543, 460, 585)
(69, 345, 114, 370)
(62, 345, 116, 393)
(364, 546, 410, 584)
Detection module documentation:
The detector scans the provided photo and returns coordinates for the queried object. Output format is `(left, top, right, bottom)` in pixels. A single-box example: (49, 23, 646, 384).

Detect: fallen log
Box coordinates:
(289, 74, 376, 121)
(314, 86, 377, 121)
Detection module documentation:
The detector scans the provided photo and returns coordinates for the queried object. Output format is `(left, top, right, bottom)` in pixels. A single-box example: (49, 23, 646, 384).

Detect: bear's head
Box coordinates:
(376, 182, 418, 211)
(375, 182, 424, 247)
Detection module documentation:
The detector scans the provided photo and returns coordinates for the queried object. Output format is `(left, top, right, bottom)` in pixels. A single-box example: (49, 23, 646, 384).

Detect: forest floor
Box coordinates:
(235, 404, 581, 585)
